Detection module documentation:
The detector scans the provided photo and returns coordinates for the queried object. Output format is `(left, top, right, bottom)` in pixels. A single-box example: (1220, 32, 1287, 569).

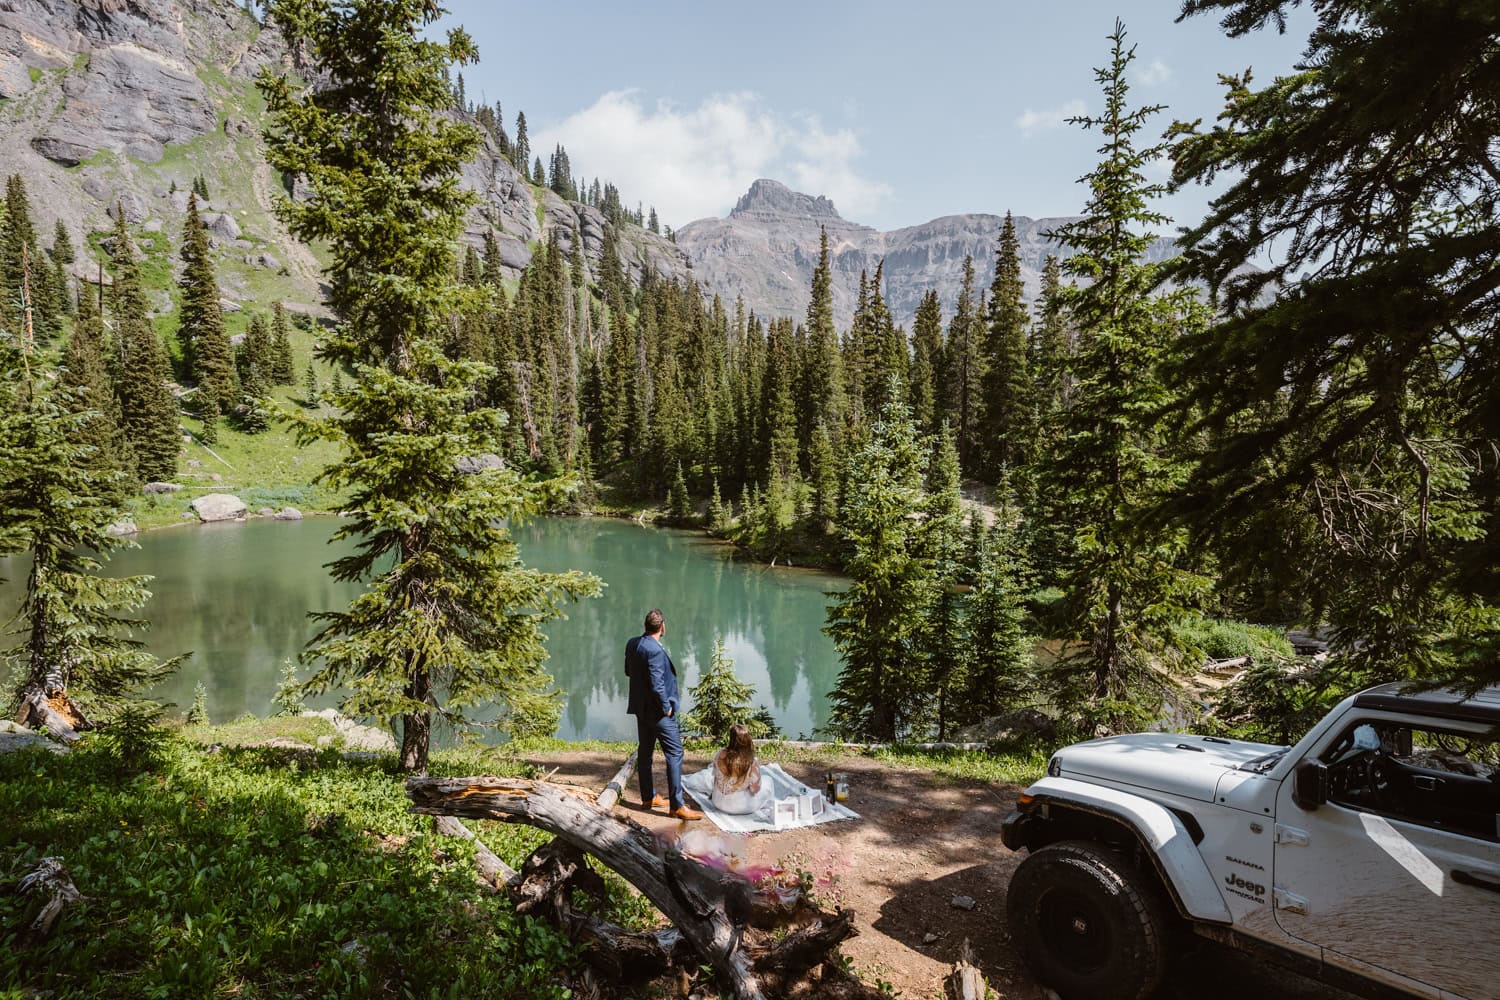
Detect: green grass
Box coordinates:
(0, 732, 578, 999)
(26, 66, 41, 84)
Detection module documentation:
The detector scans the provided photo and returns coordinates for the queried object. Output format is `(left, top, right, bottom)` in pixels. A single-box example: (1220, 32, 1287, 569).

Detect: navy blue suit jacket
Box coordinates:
(625, 634, 677, 719)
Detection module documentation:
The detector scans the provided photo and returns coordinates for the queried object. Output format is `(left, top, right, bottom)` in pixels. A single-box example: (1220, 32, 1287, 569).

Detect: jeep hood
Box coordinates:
(1051, 733, 1286, 803)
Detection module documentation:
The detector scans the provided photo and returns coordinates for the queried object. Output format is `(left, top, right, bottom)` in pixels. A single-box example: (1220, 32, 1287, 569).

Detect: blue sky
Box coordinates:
(437, 2, 1309, 234)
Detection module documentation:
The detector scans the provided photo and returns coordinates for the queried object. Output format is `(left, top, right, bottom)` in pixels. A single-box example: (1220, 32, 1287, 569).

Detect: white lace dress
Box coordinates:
(708, 750, 773, 815)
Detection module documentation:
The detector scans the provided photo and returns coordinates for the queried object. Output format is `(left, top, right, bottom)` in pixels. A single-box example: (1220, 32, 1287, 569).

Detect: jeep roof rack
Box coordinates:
(1352, 682, 1500, 727)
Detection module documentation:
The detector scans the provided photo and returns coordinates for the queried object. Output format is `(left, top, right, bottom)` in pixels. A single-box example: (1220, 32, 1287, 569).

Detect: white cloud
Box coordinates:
(533, 90, 892, 227)
(1133, 58, 1173, 87)
(1014, 99, 1088, 137)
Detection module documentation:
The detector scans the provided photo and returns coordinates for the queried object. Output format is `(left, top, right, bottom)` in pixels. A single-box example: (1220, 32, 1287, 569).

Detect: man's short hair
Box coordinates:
(644, 609, 665, 634)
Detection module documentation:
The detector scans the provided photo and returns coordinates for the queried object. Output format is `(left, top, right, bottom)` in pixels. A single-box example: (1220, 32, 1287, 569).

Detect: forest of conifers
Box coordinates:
(3, 0, 1497, 765)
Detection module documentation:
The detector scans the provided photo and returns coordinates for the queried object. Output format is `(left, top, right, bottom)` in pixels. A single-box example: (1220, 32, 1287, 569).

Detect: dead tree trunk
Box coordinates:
(408, 773, 862, 1000)
(945, 939, 987, 1000)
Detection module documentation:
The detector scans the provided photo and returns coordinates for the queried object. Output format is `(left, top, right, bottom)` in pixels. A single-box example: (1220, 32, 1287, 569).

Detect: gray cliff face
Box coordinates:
(677, 178, 1177, 330)
(0, 0, 688, 311)
(458, 136, 690, 287)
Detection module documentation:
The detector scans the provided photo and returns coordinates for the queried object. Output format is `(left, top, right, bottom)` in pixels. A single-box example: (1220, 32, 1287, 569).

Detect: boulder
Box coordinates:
(105, 518, 139, 538)
(30, 136, 91, 167)
(454, 453, 504, 474)
(953, 708, 1056, 746)
(274, 507, 304, 521)
(0, 721, 69, 755)
(220, 298, 242, 314)
(107, 192, 149, 225)
(190, 493, 247, 522)
(143, 481, 182, 494)
(302, 709, 397, 752)
(257, 253, 281, 271)
(203, 212, 241, 240)
(256, 507, 274, 517)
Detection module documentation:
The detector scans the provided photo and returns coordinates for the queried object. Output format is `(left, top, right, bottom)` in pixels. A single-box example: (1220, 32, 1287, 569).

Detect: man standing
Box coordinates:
(625, 608, 701, 820)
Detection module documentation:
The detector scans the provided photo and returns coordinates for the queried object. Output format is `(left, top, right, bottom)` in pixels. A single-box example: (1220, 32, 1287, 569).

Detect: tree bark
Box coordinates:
(945, 939, 987, 1000)
(407, 773, 865, 1000)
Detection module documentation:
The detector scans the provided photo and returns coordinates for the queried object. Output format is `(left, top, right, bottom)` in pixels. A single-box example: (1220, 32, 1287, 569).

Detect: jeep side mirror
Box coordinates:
(1293, 760, 1328, 810)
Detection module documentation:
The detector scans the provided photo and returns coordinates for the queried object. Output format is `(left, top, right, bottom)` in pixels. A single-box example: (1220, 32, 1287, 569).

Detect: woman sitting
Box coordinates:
(709, 723, 770, 815)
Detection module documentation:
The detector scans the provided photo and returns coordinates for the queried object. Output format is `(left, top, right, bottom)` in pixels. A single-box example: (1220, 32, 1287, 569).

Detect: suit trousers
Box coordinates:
(636, 712, 685, 810)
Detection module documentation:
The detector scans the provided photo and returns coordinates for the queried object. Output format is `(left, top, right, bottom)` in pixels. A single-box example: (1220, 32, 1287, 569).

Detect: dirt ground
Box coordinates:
(527, 749, 1372, 1000)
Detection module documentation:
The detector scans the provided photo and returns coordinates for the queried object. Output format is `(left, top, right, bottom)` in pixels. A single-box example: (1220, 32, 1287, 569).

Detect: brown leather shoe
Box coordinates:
(670, 805, 703, 821)
(647, 795, 669, 809)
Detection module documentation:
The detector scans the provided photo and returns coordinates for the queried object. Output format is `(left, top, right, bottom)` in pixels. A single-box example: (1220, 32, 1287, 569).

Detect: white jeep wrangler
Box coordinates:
(1002, 682, 1500, 1000)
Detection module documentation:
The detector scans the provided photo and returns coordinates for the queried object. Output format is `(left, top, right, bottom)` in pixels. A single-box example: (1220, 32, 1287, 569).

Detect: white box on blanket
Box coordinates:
(771, 798, 799, 829)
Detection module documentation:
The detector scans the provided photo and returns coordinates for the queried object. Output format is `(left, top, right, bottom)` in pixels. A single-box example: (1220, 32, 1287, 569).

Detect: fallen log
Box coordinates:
(408, 773, 863, 1000)
(432, 815, 518, 888)
(945, 939, 986, 1000)
(597, 750, 637, 811)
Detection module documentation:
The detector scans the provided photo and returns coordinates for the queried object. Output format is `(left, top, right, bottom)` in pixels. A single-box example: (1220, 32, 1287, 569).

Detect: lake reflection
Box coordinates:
(0, 517, 846, 740)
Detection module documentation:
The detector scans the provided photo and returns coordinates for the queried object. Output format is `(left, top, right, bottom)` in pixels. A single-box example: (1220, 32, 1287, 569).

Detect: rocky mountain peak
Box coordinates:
(730, 178, 842, 221)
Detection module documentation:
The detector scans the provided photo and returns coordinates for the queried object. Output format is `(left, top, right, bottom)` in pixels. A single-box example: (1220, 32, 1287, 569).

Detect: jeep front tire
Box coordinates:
(1006, 839, 1170, 1000)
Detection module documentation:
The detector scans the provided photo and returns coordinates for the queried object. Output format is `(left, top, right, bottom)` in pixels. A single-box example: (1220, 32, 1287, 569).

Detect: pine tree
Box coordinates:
(943, 255, 985, 469)
(51, 220, 76, 319)
(681, 637, 760, 738)
(260, 0, 601, 772)
(1170, 0, 1500, 691)
(59, 286, 127, 500)
(825, 395, 931, 741)
(177, 194, 237, 414)
(1044, 21, 1207, 730)
(532, 155, 545, 186)
(707, 477, 730, 533)
(804, 227, 846, 441)
(921, 422, 967, 740)
(3, 350, 179, 735)
(109, 212, 179, 484)
(806, 420, 839, 532)
(303, 361, 319, 403)
(963, 513, 1035, 727)
(979, 211, 1033, 477)
(908, 289, 943, 433)
(270, 301, 295, 384)
(512, 110, 530, 172)
(667, 460, 691, 523)
(1, 174, 38, 336)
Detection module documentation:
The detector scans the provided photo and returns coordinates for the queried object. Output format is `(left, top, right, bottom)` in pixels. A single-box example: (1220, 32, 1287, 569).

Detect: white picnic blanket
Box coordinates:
(681, 763, 860, 834)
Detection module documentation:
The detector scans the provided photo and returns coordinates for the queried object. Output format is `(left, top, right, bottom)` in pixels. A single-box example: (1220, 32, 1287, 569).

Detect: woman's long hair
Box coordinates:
(719, 723, 755, 782)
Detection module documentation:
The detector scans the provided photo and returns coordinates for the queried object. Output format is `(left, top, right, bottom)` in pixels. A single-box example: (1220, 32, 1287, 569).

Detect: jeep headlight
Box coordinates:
(1047, 754, 1063, 777)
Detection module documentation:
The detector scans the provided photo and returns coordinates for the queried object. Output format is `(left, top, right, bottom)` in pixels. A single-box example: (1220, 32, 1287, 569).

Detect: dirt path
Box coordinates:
(527, 749, 1373, 1000)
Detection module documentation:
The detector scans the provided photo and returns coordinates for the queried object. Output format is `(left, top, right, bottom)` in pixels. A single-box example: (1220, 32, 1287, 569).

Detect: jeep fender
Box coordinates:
(1006, 776, 1233, 924)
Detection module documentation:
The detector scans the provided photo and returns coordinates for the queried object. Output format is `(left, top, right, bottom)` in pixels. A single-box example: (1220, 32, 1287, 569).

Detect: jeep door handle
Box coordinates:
(1453, 869, 1500, 894)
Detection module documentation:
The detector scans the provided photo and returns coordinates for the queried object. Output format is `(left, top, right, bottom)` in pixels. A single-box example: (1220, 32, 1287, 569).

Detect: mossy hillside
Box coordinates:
(0, 724, 577, 999)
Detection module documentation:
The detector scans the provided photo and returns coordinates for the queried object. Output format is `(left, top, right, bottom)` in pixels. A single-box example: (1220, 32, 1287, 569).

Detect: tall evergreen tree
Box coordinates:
(60, 285, 127, 501)
(270, 301, 295, 384)
(1169, 0, 1500, 692)
(512, 109, 530, 173)
(943, 255, 985, 468)
(3, 344, 178, 736)
(260, 0, 600, 772)
(979, 211, 1033, 477)
(1045, 21, 1206, 730)
(825, 394, 930, 741)
(109, 212, 179, 484)
(177, 194, 237, 414)
(921, 423, 967, 740)
(908, 289, 944, 433)
(803, 227, 846, 441)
